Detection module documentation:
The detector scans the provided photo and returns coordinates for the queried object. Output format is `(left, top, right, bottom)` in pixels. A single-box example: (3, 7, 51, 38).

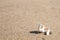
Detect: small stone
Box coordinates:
(42, 38, 45, 40)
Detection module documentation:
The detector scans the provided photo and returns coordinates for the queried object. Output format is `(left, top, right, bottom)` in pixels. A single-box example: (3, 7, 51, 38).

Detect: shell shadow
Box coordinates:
(30, 31, 42, 34)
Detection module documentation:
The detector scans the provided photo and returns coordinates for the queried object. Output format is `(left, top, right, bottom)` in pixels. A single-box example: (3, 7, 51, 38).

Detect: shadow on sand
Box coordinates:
(30, 31, 42, 34)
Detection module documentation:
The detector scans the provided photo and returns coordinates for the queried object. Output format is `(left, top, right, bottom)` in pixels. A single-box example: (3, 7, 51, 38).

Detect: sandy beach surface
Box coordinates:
(0, 0, 60, 40)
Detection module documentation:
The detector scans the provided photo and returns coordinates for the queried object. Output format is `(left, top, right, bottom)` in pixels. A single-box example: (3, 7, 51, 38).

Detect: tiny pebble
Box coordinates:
(42, 38, 45, 40)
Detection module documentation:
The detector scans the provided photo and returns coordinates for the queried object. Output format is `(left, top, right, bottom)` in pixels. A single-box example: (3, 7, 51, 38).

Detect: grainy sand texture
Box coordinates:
(0, 0, 60, 40)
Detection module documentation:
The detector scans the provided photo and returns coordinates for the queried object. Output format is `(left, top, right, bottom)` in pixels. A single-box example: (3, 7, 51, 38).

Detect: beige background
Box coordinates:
(0, 0, 60, 40)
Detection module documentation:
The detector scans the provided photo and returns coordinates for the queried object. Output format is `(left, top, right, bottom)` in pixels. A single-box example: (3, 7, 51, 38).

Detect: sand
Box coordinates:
(0, 0, 60, 40)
